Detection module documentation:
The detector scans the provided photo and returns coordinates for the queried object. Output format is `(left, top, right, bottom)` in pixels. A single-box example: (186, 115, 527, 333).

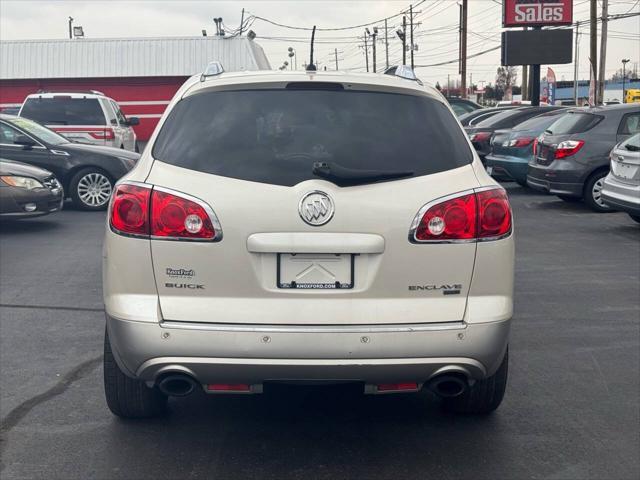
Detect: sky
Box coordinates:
(1, 0, 638, 88)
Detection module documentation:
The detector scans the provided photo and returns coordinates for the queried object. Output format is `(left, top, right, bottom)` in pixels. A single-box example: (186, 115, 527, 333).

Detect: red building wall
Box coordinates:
(0, 76, 188, 140)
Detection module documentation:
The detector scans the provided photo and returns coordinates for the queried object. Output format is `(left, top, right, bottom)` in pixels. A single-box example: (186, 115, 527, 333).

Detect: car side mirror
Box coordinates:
(14, 134, 37, 150)
(127, 117, 140, 126)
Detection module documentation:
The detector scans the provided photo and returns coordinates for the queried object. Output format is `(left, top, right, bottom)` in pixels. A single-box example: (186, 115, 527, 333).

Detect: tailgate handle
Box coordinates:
(247, 233, 385, 254)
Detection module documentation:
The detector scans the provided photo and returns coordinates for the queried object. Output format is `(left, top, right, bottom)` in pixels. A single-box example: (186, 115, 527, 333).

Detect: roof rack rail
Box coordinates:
(200, 61, 224, 82)
(383, 66, 422, 85)
(35, 89, 106, 96)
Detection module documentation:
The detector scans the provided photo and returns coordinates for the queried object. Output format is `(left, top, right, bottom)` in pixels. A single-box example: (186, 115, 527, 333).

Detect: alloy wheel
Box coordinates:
(77, 172, 112, 207)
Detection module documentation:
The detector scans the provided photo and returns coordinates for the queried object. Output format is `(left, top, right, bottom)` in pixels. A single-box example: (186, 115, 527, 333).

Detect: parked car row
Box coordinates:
(468, 102, 640, 221)
(0, 114, 139, 216)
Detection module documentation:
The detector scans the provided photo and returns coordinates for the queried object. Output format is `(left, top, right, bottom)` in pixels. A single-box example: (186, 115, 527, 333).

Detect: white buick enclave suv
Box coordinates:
(102, 64, 514, 418)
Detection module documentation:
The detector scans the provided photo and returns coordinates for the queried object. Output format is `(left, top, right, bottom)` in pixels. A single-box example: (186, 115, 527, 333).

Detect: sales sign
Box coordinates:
(503, 0, 573, 27)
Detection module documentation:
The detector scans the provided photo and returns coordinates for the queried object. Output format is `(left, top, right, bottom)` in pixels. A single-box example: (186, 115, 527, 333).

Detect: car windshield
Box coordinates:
(545, 112, 602, 135)
(10, 117, 68, 146)
(152, 88, 473, 187)
(21, 97, 106, 126)
(513, 111, 565, 131)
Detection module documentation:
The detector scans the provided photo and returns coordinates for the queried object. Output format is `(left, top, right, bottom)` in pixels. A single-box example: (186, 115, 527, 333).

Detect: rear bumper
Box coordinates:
(601, 175, 640, 215)
(106, 314, 511, 386)
(485, 154, 529, 183)
(527, 164, 583, 197)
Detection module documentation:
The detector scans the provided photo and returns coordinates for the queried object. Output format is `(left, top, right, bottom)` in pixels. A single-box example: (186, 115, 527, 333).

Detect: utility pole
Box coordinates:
(371, 27, 378, 73)
(447, 74, 450, 96)
(574, 23, 580, 105)
(460, 0, 468, 98)
(384, 19, 389, 69)
(597, 0, 608, 105)
(68, 17, 73, 39)
(363, 31, 369, 72)
(409, 5, 415, 69)
(622, 59, 630, 103)
(590, 0, 598, 103)
(522, 65, 529, 100)
(335, 48, 339, 70)
(402, 16, 407, 66)
(239, 8, 245, 36)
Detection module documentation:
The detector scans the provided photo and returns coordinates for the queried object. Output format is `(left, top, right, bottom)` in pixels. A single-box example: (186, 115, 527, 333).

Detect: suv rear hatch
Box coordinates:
(145, 84, 482, 325)
(20, 96, 112, 145)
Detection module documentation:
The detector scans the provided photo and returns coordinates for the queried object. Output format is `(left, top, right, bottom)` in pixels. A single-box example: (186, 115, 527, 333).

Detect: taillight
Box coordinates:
(410, 187, 511, 243)
(508, 136, 535, 148)
(476, 189, 511, 238)
(151, 188, 219, 240)
(533, 137, 539, 156)
(554, 140, 585, 159)
(109, 183, 222, 241)
(110, 183, 151, 236)
(89, 128, 115, 140)
(469, 131, 492, 143)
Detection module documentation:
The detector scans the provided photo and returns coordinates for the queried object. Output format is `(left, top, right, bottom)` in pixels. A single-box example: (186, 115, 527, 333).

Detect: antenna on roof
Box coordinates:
(306, 26, 317, 72)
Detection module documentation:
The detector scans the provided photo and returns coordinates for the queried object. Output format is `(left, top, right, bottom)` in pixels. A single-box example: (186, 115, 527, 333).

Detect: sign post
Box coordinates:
(502, 0, 573, 106)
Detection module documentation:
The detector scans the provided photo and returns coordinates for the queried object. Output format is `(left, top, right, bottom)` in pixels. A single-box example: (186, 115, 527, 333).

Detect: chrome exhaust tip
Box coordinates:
(427, 374, 468, 398)
(157, 374, 198, 397)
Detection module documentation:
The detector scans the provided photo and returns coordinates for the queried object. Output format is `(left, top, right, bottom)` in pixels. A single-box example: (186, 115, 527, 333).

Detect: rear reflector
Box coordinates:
(377, 383, 419, 392)
(410, 187, 512, 243)
(109, 182, 222, 241)
(207, 384, 251, 392)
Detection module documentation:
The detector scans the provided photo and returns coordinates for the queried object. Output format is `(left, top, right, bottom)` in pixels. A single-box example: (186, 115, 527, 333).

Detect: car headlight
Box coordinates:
(0, 175, 44, 190)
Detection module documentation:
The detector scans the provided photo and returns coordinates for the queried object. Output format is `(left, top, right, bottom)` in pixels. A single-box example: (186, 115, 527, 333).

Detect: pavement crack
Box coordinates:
(0, 356, 102, 439)
(0, 304, 104, 313)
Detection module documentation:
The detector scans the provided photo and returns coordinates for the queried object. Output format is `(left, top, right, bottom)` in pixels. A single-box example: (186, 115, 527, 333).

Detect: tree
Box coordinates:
(495, 66, 518, 100)
(435, 81, 442, 91)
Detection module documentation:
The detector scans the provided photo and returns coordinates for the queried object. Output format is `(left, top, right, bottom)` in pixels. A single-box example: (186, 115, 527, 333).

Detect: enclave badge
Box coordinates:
(299, 191, 334, 226)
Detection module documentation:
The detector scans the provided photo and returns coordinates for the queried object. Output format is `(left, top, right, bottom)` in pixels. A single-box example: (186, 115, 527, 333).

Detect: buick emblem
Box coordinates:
(299, 191, 334, 226)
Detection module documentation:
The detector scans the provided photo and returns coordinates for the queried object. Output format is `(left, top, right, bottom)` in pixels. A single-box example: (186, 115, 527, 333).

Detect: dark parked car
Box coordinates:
(484, 109, 569, 186)
(0, 114, 139, 210)
(465, 106, 564, 161)
(446, 97, 482, 117)
(458, 106, 516, 127)
(527, 104, 640, 212)
(0, 158, 63, 219)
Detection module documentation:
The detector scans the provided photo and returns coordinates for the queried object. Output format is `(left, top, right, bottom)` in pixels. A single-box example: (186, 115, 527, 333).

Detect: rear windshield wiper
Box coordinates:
(544, 129, 553, 134)
(625, 144, 640, 152)
(312, 161, 414, 187)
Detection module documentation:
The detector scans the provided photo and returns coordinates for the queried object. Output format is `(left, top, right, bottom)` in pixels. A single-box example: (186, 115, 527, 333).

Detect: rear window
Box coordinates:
(476, 108, 550, 129)
(20, 97, 106, 126)
(513, 111, 565, 131)
(546, 112, 602, 135)
(152, 89, 472, 187)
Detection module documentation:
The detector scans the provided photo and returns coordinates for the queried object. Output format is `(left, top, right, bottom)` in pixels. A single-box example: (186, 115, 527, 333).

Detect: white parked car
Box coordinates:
(602, 133, 640, 223)
(19, 91, 139, 152)
(102, 63, 515, 418)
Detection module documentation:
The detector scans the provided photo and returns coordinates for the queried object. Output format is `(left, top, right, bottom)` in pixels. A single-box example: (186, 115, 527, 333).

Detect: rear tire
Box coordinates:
(630, 214, 640, 224)
(583, 171, 612, 213)
(515, 178, 528, 187)
(443, 348, 508, 414)
(134, 142, 140, 153)
(104, 328, 167, 418)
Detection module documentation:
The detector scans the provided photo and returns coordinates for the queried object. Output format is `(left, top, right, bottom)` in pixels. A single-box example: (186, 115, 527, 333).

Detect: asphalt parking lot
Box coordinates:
(0, 185, 638, 480)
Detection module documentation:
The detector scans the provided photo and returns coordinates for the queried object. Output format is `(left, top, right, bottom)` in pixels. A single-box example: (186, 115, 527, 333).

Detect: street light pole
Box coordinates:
(68, 17, 73, 39)
(622, 59, 630, 103)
